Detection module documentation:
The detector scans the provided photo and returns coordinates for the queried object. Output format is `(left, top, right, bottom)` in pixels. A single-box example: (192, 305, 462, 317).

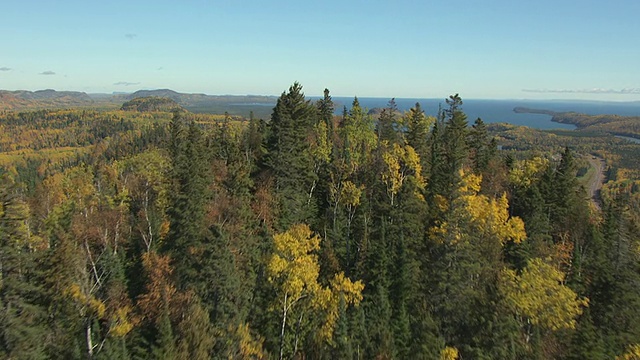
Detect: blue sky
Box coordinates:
(1, 0, 639, 100)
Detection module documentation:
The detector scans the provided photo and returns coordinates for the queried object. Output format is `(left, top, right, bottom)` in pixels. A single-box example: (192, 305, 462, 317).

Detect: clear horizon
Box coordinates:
(2, 1, 639, 102)
(4, 88, 640, 104)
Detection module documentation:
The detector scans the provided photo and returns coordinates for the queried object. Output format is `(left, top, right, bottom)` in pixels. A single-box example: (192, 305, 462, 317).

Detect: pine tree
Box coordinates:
(410, 300, 444, 359)
(331, 298, 353, 360)
(442, 94, 469, 203)
(586, 198, 640, 356)
(566, 309, 606, 360)
(0, 176, 49, 359)
(405, 102, 433, 174)
(151, 306, 177, 360)
(551, 147, 579, 224)
(426, 116, 448, 214)
(468, 117, 493, 174)
(265, 82, 319, 228)
(163, 116, 211, 293)
(175, 295, 215, 360)
(376, 98, 401, 144)
(43, 208, 84, 359)
(317, 88, 335, 137)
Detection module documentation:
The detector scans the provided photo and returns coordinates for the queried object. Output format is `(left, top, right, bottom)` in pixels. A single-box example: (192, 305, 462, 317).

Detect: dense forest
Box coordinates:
(1, 83, 639, 359)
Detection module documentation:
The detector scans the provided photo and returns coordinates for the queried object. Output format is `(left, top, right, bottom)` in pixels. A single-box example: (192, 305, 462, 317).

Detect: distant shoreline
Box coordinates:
(514, 106, 640, 140)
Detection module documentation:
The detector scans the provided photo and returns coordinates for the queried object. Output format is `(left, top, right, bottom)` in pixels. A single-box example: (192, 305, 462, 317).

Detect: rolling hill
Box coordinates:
(0, 88, 277, 118)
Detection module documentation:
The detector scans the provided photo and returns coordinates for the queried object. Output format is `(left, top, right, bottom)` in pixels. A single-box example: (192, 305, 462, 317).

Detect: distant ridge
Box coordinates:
(125, 89, 184, 101)
(0, 88, 278, 115)
(115, 89, 277, 116)
(0, 89, 94, 110)
(120, 89, 277, 105)
(16, 89, 93, 101)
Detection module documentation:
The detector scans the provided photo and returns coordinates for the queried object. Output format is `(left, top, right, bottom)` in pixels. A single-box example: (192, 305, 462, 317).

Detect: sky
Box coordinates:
(1, 0, 640, 101)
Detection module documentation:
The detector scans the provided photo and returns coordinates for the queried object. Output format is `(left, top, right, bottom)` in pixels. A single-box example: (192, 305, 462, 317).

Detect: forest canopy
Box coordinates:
(0, 83, 639, 359)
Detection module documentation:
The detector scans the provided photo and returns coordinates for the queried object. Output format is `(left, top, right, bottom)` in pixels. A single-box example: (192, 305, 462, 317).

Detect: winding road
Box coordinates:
(585, 156, 606, 209)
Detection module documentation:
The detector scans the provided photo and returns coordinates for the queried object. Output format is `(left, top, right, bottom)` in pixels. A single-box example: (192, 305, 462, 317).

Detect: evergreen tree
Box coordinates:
(0, 176, 49, 359)
(426, 116, 448, 213)
(376, 98, 401, 144)
(566, 309, 606, 360)
(586, 198, 640, 356)
(317, 88, 335, 137)
(405, 102, 433, 174)
(410, 300, 444, 359)
(98, 250, 133, 360)
(163, 115, 222, 359)
(348, 304, 369, 360)
(442, 94, 469, 202)
(551, 147, 579, 224)
(364, 282, 394, 359)
(242, 110, 266, 167)
(163, 114, 212, 296)
(175, 295, 215, 360)
(264, 82, 319, 228)
(331, 298, 353, 360)
(43, 207, 84, 359)
(151, 305, 177, 360)
(468, 117, 493, 174)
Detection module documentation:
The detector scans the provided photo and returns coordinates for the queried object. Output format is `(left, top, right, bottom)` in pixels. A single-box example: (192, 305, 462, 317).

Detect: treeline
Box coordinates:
(0, 109, 193, 152)
(1, 83, 639, 359)
(121, 97, 183, 113)
(0, 109, 232, 193)
(490, 122, 640, 171)
(551, 112, 640, 138)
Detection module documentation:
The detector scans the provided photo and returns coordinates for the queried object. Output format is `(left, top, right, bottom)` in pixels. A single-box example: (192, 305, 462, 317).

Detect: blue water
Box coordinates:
(323, 97, 640, 130)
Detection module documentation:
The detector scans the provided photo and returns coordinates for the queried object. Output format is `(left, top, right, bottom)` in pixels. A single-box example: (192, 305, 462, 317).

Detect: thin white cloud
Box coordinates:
(125, 33, 137, 40)
(114, 81, 141, 86)
(0, 67, 11, 71)
(523, 88, 640, 95)
(39, 70, 56, 75)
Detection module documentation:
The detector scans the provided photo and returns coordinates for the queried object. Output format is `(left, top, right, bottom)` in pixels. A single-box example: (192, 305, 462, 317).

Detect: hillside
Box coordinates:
(0, 89, 94, 110)
(120, 96, 184, 112)
(118, 89, 276, 116)
(513, 106, 640, 139)
(0, 88, 276, 117)
(0, 86, 639, 359)
(551, 112, 640, 138)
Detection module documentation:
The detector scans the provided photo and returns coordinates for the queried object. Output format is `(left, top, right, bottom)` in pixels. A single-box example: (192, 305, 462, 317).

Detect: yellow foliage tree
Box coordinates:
(231, 323, 266, 359)
(117, 149, 171, 251)
(440, 346, 460, 360)
(108, 305, 135, 337)
(617, 344, 640, 360)
(381, 143, 425, 205)
(267, 224, 364, 360)
(501, 258, 588, 340)
(430, 170, 526, 246)
(137, 251, 178, 324)
(65, 283, 106, 319)
(509, 156, 549, 187)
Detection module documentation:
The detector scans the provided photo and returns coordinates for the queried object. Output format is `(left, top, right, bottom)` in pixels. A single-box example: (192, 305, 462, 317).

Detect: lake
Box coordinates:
(323, 97, 640, 131)
(232, 97, 640, 131)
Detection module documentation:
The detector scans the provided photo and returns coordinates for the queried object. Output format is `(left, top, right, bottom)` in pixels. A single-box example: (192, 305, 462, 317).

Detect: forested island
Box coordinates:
(0, 83, 639, 359)
(513, 106, 559, 116)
